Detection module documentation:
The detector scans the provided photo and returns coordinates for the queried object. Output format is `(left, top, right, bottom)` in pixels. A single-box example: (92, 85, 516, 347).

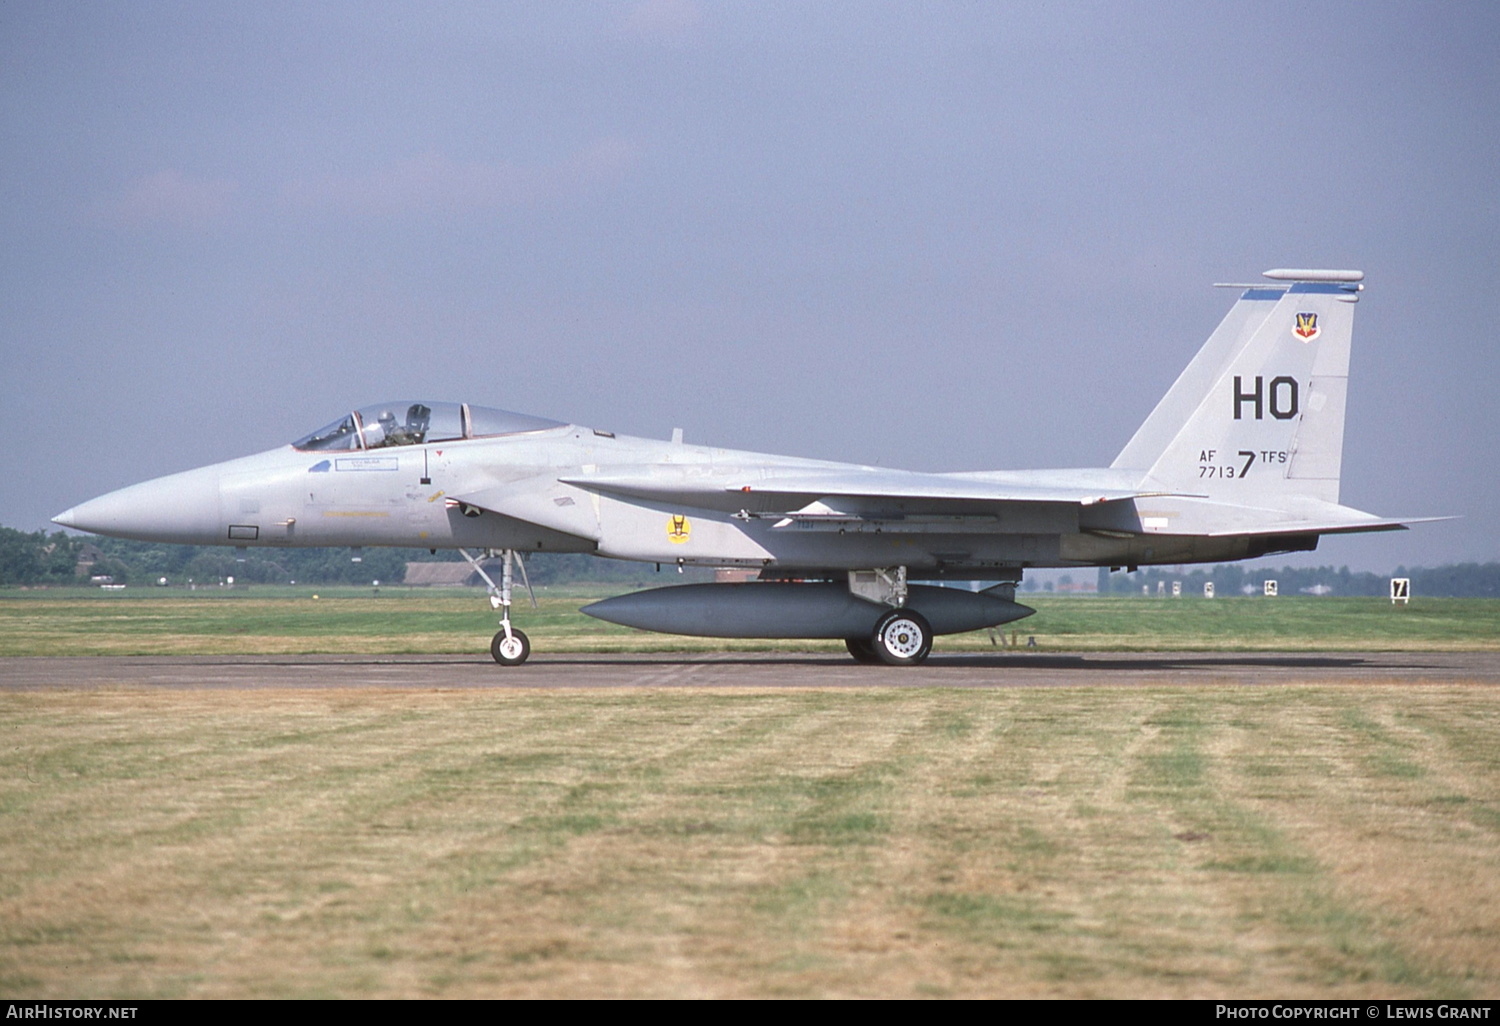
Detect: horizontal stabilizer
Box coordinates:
(1209, 514, 1452, 539)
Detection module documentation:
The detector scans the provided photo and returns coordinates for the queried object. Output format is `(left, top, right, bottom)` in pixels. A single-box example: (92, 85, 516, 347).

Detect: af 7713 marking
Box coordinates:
(53, 268, 1443, 666)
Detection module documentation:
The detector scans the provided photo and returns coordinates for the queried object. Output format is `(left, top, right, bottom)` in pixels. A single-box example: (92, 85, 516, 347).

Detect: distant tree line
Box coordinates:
(0, 528, 84, 585)
(0, 527, 691, 588)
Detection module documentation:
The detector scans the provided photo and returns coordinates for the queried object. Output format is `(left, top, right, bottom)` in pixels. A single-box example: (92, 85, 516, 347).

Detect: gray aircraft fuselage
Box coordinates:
(54, 426, 1292, 576)
(52, 269, 1437, 665)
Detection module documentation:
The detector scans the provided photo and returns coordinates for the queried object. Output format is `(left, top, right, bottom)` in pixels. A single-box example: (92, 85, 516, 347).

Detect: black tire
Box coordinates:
(490, 627, 531, 666)
(871, 609, 933, 666)
(845, 637, 882, 664)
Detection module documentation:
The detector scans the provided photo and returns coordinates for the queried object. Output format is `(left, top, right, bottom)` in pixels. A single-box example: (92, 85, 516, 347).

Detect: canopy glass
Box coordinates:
(293, 402, 563, 451)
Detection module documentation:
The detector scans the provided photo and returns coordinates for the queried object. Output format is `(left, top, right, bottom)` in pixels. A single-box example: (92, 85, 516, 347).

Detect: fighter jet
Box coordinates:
(53, 268, 1436, 666)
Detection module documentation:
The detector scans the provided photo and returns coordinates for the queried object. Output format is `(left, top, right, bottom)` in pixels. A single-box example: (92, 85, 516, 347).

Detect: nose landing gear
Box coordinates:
(459, 548, 534, 666)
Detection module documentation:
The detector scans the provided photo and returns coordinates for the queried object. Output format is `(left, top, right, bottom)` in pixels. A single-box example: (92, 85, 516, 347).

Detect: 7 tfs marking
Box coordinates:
(1198, 449, 1288, 478)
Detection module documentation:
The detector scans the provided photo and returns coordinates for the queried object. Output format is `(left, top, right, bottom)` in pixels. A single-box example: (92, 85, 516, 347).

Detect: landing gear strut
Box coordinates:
(460, 548, 534, 666)
(843, 567, 934, 666)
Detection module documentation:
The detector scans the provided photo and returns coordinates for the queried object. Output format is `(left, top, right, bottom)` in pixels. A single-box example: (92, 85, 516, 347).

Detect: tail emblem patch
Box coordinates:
(1293, 312, 1320, 342)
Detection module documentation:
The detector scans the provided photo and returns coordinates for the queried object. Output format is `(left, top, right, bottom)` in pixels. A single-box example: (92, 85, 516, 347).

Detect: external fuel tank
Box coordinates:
(580, 582, 1034, 639)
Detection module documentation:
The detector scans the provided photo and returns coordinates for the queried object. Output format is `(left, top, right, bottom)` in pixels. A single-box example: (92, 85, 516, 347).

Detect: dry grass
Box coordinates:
(2, 683, 1497, 998)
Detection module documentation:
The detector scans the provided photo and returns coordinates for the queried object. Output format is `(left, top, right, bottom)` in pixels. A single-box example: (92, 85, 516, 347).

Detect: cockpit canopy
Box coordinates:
(293, 402, 564, 451)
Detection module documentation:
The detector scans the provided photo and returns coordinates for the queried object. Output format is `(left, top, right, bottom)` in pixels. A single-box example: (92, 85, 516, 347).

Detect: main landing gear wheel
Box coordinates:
(871, 609, 933, 666)
(491, 628, 531, 666)
(845, 637, 883, 664)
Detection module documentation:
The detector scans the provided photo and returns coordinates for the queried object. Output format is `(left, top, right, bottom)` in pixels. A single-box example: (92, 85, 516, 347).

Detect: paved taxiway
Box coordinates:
(2, 651, 1497, 690)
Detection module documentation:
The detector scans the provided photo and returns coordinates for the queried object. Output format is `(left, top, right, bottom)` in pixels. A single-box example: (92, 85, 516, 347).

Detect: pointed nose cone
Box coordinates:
(52, 465, 224, 544)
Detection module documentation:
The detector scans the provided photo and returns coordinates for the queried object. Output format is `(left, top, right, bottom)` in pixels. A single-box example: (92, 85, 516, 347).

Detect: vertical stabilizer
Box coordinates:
(1111, 269, 1363, 506)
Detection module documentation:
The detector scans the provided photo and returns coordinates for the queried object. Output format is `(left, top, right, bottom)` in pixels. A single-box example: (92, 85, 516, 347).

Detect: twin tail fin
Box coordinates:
(1111, 268, 1363, 507)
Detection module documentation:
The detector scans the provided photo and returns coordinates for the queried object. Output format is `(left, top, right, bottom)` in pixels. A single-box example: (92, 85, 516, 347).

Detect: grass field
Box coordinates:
(1, 587, 1497, 656)
(2, 684, 1497, 998)
(2, 590, 1497, 997)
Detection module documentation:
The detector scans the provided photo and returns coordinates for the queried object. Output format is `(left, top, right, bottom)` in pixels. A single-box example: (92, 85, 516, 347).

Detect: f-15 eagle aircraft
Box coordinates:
(53, 268, 1435, 666)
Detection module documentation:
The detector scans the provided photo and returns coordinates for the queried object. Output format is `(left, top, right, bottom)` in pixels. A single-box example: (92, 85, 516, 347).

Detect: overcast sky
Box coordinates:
(3, 0, 1495, 571)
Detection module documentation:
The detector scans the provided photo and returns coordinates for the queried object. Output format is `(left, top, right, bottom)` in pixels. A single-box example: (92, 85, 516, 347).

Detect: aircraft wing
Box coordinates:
(558, 468, 1159, 511)
(556, 469, 1446, 539)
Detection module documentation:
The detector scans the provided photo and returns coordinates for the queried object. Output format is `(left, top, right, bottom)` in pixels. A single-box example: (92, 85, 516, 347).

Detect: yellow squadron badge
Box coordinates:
(1293, 312, 1320, 342)
(667, 514, 691, 544)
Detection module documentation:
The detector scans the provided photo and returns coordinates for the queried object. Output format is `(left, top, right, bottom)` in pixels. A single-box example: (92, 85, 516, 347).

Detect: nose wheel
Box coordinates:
(491, 627, 531, 666)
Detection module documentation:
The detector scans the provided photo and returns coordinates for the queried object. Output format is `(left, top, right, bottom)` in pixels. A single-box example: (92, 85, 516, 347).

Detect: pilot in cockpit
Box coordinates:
(375, 409, 400, 445)
(369, 403, 433, 448)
